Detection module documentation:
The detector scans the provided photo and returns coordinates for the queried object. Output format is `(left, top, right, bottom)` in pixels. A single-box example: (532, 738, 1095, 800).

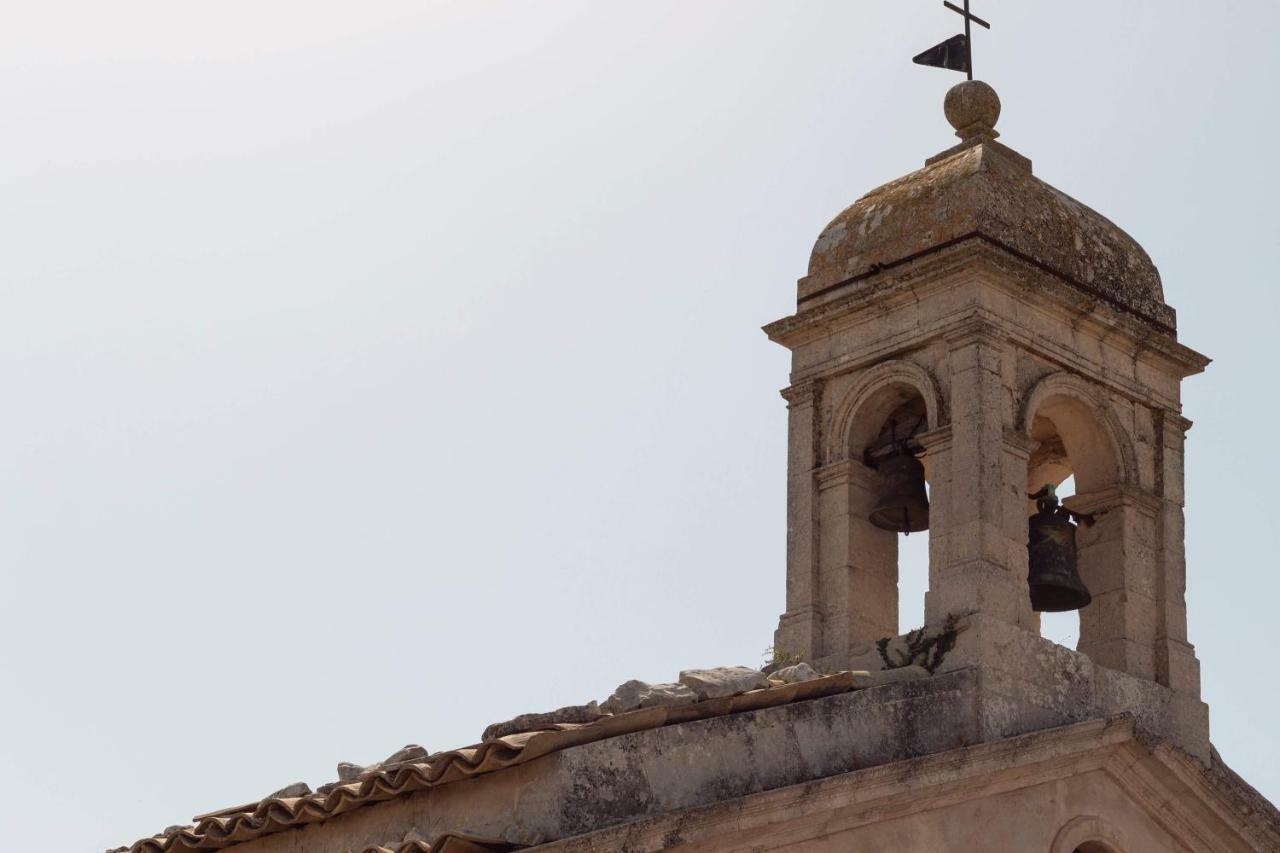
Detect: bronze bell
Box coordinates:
(869, 451, 930, 534)
(1027, 487, 1092, 612)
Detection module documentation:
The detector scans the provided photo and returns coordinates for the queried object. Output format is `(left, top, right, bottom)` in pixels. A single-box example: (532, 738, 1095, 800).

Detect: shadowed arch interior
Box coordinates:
(1022, 381, 1136, 668)
(1026, 392, 1123, 496)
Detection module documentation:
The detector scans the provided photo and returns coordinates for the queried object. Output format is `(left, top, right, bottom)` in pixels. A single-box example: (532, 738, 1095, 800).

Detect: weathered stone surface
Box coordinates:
(482, 701, 603, 742)
(678, 666, 770, 700)
(600, 679, 648, 713)
(944, 79, 1001, 139)
(851, 666, 929, 689)
(845, 647, 889, 673)
(601, 679, 697, 713)
(327, 745, 429, 789)
(800, 127, 1171, 327)
(770, 86, 1209, 777)
(266, 782, 311, 799)
(216, 670, 984, 852)
(769, 662, 819, 684)
(938, 613, 1212, 761)
(641, 684, 695, 708)
(336, 762, 365, 782)
(382, 744, 428, 765)
(630, 682, 696, 710)
(876, 635, 915, 666)
(532, 717, 1271, 853)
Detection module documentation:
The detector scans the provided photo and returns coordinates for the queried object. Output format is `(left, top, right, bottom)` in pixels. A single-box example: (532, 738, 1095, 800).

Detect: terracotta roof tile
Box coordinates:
(117, 673, 857, 852)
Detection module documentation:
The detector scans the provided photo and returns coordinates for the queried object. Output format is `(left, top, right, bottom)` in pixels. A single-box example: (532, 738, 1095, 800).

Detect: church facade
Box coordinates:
(116, 82, 1280, 853)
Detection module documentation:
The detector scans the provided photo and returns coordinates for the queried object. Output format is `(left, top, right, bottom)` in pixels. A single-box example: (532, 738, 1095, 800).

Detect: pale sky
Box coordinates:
(1, 3, 1277, 850)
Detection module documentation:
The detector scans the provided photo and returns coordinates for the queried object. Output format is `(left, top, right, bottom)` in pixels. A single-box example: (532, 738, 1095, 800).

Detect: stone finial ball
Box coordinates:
(944, 80, 1001, 136)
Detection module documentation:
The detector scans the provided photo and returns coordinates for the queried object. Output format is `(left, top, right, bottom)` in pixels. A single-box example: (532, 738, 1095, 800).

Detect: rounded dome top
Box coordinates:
(804, 82, 1170, 328)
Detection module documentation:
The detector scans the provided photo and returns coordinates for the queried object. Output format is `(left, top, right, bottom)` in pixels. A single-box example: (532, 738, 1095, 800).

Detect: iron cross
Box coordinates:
(914, 0, 992, 81)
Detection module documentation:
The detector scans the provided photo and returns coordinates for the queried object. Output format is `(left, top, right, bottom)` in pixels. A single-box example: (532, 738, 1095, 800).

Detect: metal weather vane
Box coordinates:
(913, 0, 991, 81)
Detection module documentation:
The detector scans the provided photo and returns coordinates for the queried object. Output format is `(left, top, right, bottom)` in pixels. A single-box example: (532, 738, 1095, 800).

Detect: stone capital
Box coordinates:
(1065, 484, 1163, 519)
(915, 424, 954, 454)
(1169, 412, 1194, 434)
(1001, 428, 1040, 459)
(815, 459, 879, 491)
(942, 313, 1009, 350)
(780, 380, 822, 409)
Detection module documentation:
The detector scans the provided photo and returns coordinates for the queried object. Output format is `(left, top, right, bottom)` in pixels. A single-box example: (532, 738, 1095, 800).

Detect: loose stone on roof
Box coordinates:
(770, 662, 820, 684)
(482, 701, 603, 742)
(678, 666, 771, 700)
(601, 679, 697, 713)
(266, 782, 312, 799)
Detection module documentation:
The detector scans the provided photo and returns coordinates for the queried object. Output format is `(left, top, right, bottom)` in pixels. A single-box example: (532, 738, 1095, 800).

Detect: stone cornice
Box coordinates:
(764, 242, 1209, 380)
(777, 299, 1192, 417)
(942, 313, 1010, 349)
(795, 233, 1176, 334)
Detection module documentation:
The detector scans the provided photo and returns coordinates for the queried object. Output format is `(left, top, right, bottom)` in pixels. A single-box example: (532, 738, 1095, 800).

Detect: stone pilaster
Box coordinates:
(1153, 411, 1201, 696)
(814, 460, 899, 652)
(774, 381, 823, 661)
(1068, 485, 1162, 683)
(926, 321, 1035, 631)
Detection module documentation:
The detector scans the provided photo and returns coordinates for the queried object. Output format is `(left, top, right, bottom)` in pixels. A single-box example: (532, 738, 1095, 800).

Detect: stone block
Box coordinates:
(336, 762, 365, 782)
(482, 701, 603, 742)
(852, 666, 930, 688)
(1082, 588, 1157, 637)
(774, 608, 821, 662)
(1156, 639, 1201, 696)
(938, 613, 1208, 761)
(601, 680, 697, 713)
(770, 662, 820, 684)
(1077, 637, 1155, 682)
(383, 744, 429, 766)
(678, 666, 770, 700)
(266, 782, 311, 799)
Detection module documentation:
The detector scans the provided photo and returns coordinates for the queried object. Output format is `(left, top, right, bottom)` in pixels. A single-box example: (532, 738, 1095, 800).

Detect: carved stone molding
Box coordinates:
(1066, 484, 1163, 519)
(826, 360, 945, 461)
(1002, 428, 1040, 459)
(916, 424, 954, 454)
(941, 311, 1009, 349)
(780, 379, 822, 409)
(815, 459, 881, 492)
(1049, 815, 1129, 853)
(1019, 370, 1139, 488)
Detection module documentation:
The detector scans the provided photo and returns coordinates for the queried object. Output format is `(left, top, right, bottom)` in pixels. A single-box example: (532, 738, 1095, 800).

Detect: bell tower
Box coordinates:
(769, 81, 1211, 758)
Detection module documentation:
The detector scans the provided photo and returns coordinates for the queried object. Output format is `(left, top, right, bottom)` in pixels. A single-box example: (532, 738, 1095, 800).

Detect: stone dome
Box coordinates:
(804, 82, 1172, 329)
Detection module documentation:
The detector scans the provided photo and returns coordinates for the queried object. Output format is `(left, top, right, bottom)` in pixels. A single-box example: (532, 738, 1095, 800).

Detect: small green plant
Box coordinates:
(875, 614, 960, 674)
(763, 645, 805, 669)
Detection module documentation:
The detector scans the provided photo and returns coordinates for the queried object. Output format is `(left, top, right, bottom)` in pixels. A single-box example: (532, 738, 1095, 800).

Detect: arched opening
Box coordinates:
(851, 387, 932, 641)
(809, 361, 944, 662)
(1074, 843, 1120, 853)
(1025, 388, 1123, 655)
